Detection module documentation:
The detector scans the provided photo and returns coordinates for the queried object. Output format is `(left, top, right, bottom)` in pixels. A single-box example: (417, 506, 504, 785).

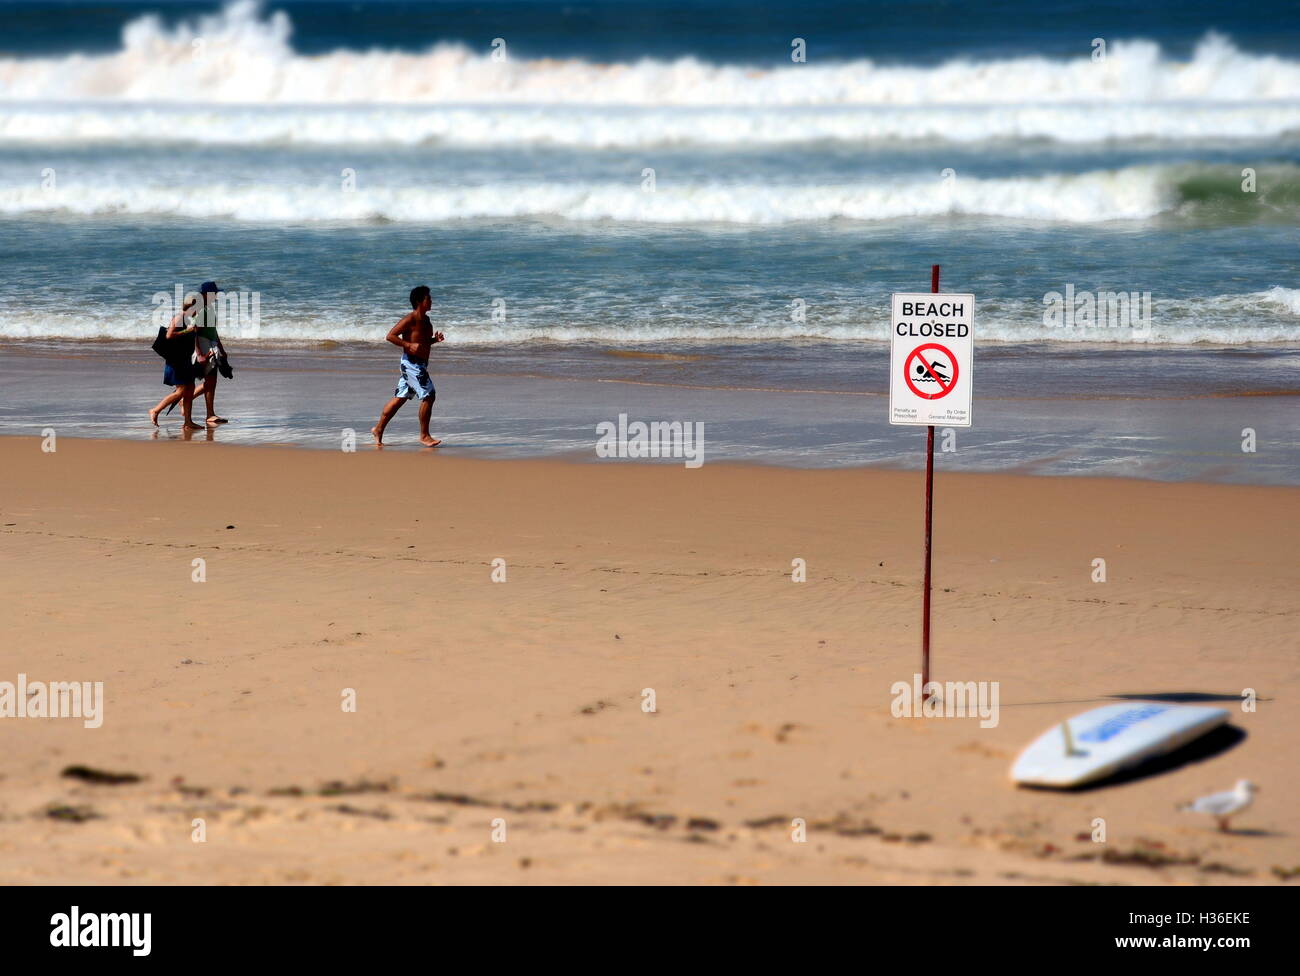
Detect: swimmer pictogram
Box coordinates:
(902, 343, 958, 400)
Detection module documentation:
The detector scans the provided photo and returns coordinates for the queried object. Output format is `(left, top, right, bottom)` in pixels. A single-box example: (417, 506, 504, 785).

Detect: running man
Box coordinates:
(372, 285, 444, 446)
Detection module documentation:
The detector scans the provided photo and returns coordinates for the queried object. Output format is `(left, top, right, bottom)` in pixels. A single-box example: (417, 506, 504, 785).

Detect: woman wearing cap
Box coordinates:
(148, 295, 203, 430)
(194, 281, 229, 425)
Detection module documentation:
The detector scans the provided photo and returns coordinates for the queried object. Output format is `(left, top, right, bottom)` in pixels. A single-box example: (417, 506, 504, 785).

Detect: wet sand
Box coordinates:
(2, 340, 1298, 481)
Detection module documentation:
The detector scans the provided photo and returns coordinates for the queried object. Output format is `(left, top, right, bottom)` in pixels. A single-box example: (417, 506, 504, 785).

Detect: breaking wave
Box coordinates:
(0, 1, 1297, 110)
(5, 165, 1298, 225)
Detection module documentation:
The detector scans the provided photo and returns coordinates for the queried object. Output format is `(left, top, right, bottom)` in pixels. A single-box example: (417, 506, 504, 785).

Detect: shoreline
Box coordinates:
(0, 429, 1292, 488)
(2, 437, 1296, 884)
(3, 343, 1298, 483)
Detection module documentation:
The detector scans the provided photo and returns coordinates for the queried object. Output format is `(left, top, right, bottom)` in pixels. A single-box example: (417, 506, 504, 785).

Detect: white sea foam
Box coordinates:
(3, 100, 1298, 149)
(0, 166, 1190, 223)
(0, 1, 1297, 109)
(1259, 285, 1300, 315)
(3, 291, 1295, 345)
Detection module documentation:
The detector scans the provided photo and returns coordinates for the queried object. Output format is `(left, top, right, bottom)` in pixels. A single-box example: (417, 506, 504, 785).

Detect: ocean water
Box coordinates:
(0, 0, 1298, 478)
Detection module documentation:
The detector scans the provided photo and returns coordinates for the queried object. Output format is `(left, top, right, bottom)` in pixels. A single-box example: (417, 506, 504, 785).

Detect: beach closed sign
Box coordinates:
(889, 293, 975, 427)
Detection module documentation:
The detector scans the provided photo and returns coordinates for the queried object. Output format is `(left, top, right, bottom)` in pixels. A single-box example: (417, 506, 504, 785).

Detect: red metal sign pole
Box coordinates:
(922, 264, 939, 699)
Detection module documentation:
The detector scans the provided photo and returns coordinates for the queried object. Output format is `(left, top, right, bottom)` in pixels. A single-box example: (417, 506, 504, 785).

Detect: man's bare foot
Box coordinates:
(371, 426, 385, 446)
(149, 407, 162, 426)
(419, 435, 442, 447)
(206, 416, 229, 425)
(182, 422, 203, 431)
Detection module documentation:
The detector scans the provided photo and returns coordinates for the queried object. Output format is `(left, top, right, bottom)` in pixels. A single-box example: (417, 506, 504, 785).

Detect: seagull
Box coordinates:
(1179, 780, 1259, 832)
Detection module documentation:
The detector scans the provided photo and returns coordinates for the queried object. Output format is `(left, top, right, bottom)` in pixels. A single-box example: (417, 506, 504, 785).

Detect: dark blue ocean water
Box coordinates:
(4, 0, 1299, 61)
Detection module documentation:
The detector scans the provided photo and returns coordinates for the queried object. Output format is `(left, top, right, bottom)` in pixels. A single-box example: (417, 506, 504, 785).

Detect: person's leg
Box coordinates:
(149, 388, 178, 425)
(203, 369, 222, 424)
(371, 397, 406, 445)
(151, 367, 186, 424)
(417, 398, 440, 447)
(180, 384, 201, 430)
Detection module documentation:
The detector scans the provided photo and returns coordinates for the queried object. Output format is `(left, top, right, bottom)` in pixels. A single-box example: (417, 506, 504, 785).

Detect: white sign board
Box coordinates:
(889, 293, 974, 427)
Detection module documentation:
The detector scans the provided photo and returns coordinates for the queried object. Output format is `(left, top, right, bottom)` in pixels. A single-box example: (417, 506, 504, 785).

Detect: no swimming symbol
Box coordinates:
(903, 343, 959, 400)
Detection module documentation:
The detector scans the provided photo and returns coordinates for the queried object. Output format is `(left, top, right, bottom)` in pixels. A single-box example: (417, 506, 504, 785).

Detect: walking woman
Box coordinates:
(148, 295, 203, 430)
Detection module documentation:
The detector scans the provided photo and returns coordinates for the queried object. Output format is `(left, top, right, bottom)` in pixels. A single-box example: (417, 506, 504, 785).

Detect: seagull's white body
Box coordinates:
(1180, 780, 1258, 831)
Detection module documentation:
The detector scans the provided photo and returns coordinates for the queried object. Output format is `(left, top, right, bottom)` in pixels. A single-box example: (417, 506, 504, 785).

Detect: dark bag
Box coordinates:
(217, 352, 233, 380)
(152, 327, 193, 364)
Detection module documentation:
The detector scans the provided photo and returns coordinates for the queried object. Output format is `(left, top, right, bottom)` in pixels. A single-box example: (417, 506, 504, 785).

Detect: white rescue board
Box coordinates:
(1011, 702, 1230, 788)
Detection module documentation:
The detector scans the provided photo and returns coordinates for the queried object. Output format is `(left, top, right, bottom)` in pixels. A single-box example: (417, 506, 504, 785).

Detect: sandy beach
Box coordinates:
(1, 435, 1295, 885)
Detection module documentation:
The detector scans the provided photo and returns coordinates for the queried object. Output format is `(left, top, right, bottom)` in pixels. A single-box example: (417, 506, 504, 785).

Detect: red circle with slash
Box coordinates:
(903, 343, 958, 400)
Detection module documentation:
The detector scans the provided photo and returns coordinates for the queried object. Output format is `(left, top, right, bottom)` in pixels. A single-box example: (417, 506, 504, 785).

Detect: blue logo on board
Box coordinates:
(1077, 704, 1169, 743)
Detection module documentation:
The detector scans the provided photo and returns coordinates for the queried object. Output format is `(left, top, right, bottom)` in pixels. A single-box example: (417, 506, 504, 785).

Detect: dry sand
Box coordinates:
(1, 436, 1296, 885)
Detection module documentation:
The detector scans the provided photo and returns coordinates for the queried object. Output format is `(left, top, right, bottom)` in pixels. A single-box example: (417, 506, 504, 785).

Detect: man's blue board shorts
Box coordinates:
(395, 355, 435, 402)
